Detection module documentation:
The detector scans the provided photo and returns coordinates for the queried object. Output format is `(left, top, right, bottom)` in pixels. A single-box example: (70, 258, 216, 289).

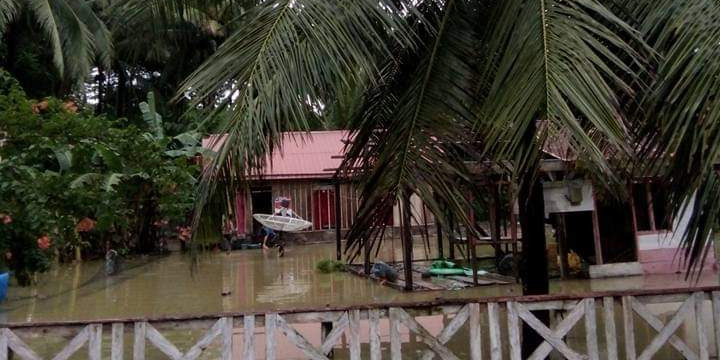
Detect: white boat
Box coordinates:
(253, 214, 313, 232)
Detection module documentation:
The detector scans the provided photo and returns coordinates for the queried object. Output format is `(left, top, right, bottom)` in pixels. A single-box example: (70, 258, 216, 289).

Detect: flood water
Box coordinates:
(1, 242, 718, 359)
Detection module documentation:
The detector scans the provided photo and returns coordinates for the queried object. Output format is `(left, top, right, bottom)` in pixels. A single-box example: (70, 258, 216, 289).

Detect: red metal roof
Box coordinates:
(203, 131, 348, 180)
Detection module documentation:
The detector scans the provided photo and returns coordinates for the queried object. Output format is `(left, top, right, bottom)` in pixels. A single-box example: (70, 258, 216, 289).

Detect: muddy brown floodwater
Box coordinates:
(1, 242, 718, 359)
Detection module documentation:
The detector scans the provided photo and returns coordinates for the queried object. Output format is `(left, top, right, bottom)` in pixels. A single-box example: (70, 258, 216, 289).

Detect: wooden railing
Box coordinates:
(1, 285, 719, 359)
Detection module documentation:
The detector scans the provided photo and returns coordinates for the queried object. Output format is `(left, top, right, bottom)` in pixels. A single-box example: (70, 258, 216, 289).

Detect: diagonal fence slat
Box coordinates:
(419, 304, 471, 360)
(276, 314, 329, 360)
(50, 326, 89, 360)
(630, 295, 698, 360)
(390, 307, 461, 360)
(515, 302, 586, 360)
(318, 312, 348, 356)
(635, 294, 697, 360)
(4, 328, 42, 360)
(526, 298, 587, 360)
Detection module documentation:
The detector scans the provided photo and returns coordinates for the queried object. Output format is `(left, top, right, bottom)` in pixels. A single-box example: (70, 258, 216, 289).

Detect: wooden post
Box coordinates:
(266, 314, 277, 360)
(591, 191, 604, 265)
(243, 315, 255, 360)
(468, 194, 479, 286)
(335, 182, 342, 261)
(436, 221, 444, 259)
(448, 214, 456, 260)
(518, 177, 549, 357)
(369, 310, 381, 360)
(556, 213, 569, 279)
(111, 323, 124, 360)
(363, 237, 371, 275)
(134, 322, 146, 360)
(489, 184, 503, 261)
(401, 190, 414, 291)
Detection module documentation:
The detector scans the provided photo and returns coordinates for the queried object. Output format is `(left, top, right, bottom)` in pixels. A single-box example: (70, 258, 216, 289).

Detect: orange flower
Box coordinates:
(37, 235, 51, 250)
(75, 217, 96, 232)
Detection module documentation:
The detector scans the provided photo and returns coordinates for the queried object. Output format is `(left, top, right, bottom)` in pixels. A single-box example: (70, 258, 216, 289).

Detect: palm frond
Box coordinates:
(340, 0, 479, 261)
(0, 0, 19, 33)
(27, 0, 65, 74)
(51, 0, 95, 82)
(183, 0, 420, 230)
(476, 0, 645, 186)
(629, 0, 720, 274)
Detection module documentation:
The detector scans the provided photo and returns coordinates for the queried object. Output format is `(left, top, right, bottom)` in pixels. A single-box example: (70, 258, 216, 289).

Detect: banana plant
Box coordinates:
(139, 91, 213, 158)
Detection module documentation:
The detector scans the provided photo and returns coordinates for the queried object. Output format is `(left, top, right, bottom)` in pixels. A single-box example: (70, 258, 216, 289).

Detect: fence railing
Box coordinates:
(2, 285, 719, 359)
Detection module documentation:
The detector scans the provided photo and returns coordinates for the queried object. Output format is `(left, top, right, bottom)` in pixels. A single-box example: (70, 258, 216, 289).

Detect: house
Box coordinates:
(539, 159, 718, 276)
(204, 131, 432, 242)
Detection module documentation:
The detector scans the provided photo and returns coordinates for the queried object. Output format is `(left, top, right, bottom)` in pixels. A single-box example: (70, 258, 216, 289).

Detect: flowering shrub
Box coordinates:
(0, 69, 199, 285)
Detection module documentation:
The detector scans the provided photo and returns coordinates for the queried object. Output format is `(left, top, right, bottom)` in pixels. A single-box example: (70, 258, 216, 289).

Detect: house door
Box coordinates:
(251, 187, 273, 234)
(312, 189, 336, 229)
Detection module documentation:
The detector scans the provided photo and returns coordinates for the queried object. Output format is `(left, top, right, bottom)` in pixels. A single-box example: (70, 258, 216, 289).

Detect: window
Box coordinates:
(632, 182, 670, 232)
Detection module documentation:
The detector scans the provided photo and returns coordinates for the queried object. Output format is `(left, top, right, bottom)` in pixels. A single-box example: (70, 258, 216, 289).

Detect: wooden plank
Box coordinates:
(527, 298, 587, 360)
(469, 303, 481, 360)
(638, 293, 694, 304)
(146, 323, 183, 360)
(524, 300, 579, 311)
(222, 317, 233, 360)
(111, 323, 124, 360)
(319, 313, 349, 355)
(134, 322, 147, 360)
(602, 297, 618, 360)
(0, 329, 7, 360)
(4, 329, 42, 360)
(419, 304, 470, 360)
(630, 296, 698, 360)
(266, 313, 277, 360)
(636, 294, 696, 360)
(88, 324, 102, 360)
(487, 303, 502, 360)
(369, 310, 381, 360)
(390, 308, 461, 360)
(713, 292, 720, 360)
(695, 293, 709, 360)
(506, 302, 522, 360)
(515, 302, 584, 360)
(51, 326, 89, 360)
(622, 296, 636, 360)
(276, 315, 328, 360)
(584, 298, 599, 360)
(348, 310, 361, 360)
(243, 315, 255, 360)
(183, 318, 223, 360)
(589, 262, 643, 279)
(390, 308, 402, 360)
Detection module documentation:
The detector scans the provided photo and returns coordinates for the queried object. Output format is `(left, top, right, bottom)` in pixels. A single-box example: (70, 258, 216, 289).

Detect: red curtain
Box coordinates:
(312, 189, 336, 229)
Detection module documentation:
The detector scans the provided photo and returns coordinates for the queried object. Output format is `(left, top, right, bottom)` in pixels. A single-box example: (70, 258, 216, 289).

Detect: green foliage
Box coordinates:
(315, 259, 345, 274)
(0, 70, 199, 285)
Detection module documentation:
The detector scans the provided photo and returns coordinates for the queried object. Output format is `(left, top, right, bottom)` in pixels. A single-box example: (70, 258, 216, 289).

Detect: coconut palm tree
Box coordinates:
(139, 0, 720, 354)
(0, 0, 112, 89)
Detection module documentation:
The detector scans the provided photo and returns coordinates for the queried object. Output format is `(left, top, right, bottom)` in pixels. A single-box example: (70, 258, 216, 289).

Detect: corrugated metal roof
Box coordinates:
(203, 131, 348, 180)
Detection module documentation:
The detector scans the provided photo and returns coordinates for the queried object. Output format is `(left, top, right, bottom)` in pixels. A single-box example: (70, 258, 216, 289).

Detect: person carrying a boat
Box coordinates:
(260, 197, 298, 253)
(273, 197, 297, 257)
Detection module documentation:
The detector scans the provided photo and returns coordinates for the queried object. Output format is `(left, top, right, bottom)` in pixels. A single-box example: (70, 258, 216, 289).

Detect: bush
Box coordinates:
(0, 69, 199, 284)
(316, 259, 345, 273)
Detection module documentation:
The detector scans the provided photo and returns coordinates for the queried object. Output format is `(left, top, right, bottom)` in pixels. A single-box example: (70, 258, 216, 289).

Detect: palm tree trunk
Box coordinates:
(519, 175, 550, 356)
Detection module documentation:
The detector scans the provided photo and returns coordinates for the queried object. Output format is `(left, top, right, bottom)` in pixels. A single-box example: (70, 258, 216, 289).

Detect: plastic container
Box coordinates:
(0, 272, 9, 302)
